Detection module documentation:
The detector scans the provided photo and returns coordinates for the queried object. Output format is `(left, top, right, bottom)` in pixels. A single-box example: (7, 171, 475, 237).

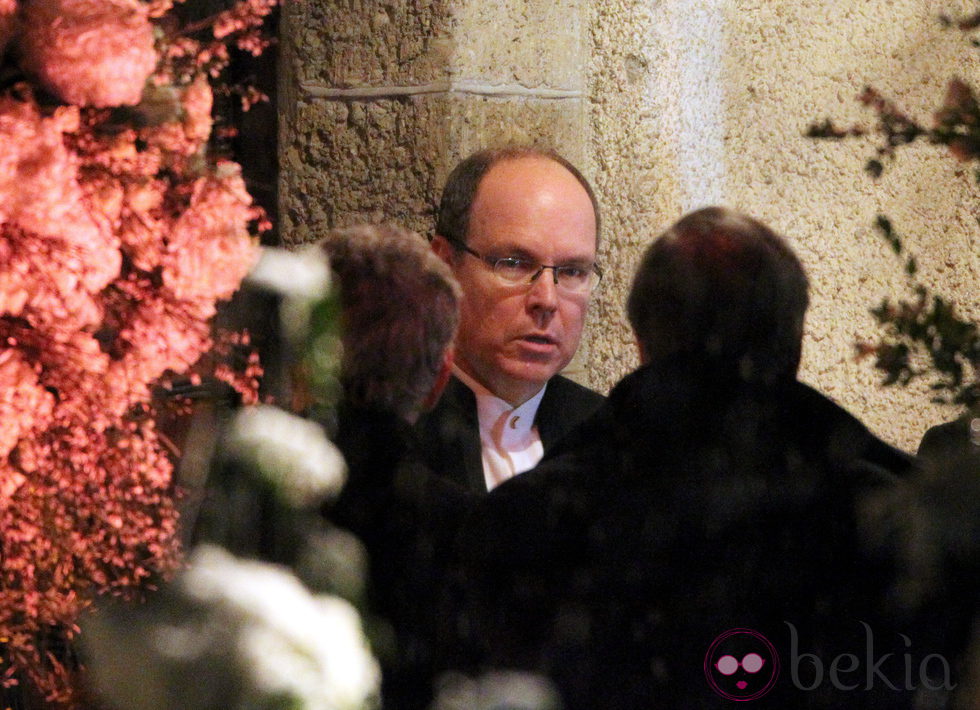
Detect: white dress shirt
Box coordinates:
(452, 366, 547, 491)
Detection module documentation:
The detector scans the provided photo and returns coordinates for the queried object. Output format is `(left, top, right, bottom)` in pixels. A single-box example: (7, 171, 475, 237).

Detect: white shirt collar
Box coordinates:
(452, 366, 547, 490)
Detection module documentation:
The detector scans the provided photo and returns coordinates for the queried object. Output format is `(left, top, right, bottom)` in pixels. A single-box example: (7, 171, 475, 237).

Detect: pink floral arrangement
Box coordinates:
(0, 0, 276, 705)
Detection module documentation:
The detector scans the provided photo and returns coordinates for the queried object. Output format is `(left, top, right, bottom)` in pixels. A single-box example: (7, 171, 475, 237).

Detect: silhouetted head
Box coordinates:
(627, 207, 809, 385)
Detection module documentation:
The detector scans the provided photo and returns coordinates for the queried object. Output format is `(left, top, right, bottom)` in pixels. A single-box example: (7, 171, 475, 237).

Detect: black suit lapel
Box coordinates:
(418, 377, 486, 492)
(535, 375, 606, 451)
(536, 378, 579, 448)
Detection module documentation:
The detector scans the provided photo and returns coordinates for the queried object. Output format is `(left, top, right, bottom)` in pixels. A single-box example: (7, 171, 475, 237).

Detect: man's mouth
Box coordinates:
(522, 334, 556, 345)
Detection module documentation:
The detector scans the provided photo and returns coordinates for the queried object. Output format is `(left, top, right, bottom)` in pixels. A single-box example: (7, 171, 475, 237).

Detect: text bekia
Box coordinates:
(786, 621, 954, 692)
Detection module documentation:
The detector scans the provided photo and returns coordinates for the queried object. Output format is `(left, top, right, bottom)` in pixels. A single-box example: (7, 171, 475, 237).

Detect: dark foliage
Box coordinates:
(808, 7, 980, 410)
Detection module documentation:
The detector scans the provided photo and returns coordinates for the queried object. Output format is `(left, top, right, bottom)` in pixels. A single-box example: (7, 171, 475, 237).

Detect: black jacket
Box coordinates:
(451, 360, 933, 709)
(330, 405, 473, 710)
(415, 374, 605, 492)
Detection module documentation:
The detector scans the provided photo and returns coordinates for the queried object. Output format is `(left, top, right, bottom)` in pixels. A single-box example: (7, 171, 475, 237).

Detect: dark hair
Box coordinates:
(627, 207, 809, 384)
(319, 223, 460, 420)
(435, 146, 601, 247)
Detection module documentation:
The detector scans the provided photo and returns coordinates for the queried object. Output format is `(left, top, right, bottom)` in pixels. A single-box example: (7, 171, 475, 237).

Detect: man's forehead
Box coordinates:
(477, 155, 576, 195)
(468, 160, 596, 248)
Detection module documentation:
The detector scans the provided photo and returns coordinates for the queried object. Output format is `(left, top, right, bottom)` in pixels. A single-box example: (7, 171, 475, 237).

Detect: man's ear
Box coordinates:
(430, 235, 454, 265)
(635, 334, 649, 366)
(422, 347, 454, 411)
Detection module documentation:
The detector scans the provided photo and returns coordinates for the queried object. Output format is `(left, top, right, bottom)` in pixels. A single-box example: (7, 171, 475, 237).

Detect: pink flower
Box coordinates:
(40, 333, 113, 423)
(143, 76, 214, 160)
(0, 97, 121, 293)
(107, 290, 214, 414)
(20, 0, 158, 108)
(212, 0, 278, 41)
(182, 75, 214, 147)
(0, 349, 55, 459)
(118, 179, 169, 272)
(0, 462, 27, 511)
(0, 0, 16, 57)
(163, 164, 259, 301)
(0, 2, 273, 703)
(0, 229, 29, 317)
(1, 423, 180, 701)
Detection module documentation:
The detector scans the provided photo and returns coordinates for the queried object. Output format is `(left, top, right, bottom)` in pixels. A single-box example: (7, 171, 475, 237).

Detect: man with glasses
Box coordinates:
(419, 146, 605, 493)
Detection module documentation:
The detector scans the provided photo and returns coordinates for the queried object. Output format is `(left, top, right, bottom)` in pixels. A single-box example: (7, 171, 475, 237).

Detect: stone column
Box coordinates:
(279, 0, 589, 245)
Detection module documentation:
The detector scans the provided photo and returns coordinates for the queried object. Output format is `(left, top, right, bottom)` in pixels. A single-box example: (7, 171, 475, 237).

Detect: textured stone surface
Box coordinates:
(722, 0, 978, 451)
(584, 0, 667, 390)
(285, 0, 584, 91)
(451, 0, 586, 88)
(279, 92, 586, 243)
(280, 97, 440, 245)
(285, 0, 456, 88)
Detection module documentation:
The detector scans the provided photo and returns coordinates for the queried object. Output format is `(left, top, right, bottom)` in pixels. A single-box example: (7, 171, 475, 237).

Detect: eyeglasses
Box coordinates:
(447, 237, 602, 294)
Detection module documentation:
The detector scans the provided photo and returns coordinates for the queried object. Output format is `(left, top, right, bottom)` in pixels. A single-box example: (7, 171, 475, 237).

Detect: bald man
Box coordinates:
(418, 147, 605, 493)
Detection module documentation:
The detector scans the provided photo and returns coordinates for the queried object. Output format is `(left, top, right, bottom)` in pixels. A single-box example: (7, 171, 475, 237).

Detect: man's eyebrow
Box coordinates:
(490, 244, 595, 265)
(488, 244, 535, 259)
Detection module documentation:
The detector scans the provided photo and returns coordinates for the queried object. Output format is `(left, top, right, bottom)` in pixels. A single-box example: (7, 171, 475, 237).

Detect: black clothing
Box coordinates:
(918, 415, 980, 461)
(415, 374, 605, 492)
(330, 405, 473, 710)
(452, 360, 929, 710)
(914, 414, 980, 707)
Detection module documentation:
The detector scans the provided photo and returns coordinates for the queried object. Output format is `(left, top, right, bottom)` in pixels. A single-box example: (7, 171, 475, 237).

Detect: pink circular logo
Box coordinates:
(704, 628, 780, 701)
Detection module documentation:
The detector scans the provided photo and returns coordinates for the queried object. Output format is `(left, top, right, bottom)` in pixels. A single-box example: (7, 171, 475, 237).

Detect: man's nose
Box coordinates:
(526, 267, 559, 311)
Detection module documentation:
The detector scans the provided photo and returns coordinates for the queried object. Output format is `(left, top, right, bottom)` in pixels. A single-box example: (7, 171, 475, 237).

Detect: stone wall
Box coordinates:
(280, 0, 979, 451)
(279, 0, 588, 244)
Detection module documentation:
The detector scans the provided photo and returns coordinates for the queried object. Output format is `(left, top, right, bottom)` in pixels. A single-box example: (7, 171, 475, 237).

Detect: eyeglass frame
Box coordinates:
(443, 236, 603, 293)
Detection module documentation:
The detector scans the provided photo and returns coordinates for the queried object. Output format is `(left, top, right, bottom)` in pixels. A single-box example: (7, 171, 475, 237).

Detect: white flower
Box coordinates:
(247, 246, 331, 302)
(295, 526, 369, 601)
(238, 596, 380, 710)
(83, 545, 381, 710)
(246, 245, 333, 348)
(223, 404, 346, 507)
(184, 546, 380, 710)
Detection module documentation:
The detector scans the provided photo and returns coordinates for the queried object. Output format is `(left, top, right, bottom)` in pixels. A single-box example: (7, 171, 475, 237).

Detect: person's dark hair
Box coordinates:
(435, 146, 601, 248)
(627, 206, 809, 384)
(318, 223, 460, 420)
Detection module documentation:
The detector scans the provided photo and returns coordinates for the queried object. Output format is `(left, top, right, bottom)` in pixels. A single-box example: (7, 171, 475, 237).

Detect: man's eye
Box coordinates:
(495, 258, 536, 273)
(557, 266, 589, 280)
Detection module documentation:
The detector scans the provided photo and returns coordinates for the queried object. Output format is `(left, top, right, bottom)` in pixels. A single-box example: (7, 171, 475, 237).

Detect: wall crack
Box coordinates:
(299, 79, 583, 100)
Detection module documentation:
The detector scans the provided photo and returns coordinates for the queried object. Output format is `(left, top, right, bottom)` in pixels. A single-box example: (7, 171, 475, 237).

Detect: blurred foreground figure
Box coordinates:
(903, 415, 980, 708)
(451, 207, 956, 709)
(318, 223, 473, 710)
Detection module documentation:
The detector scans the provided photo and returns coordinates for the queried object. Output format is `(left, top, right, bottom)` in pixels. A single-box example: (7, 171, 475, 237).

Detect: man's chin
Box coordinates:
(501, 359, 566, 389)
